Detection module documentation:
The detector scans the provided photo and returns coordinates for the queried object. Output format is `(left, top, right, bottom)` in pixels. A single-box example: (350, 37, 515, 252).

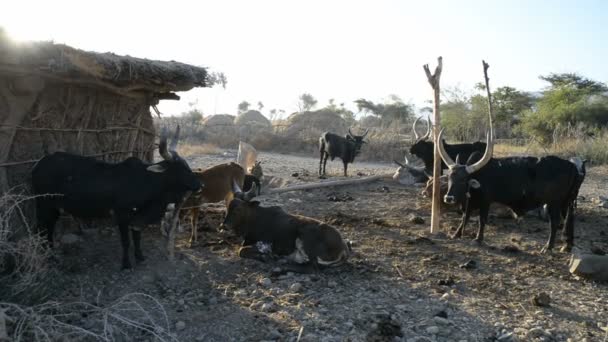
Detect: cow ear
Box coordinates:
(468, 179, 481, 189)
(147, 163, 168, 173)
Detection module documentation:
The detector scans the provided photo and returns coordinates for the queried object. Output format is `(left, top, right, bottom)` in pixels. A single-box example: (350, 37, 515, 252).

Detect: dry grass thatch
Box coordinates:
(234, 110, 271, 126)
(285, 110, 347, 141)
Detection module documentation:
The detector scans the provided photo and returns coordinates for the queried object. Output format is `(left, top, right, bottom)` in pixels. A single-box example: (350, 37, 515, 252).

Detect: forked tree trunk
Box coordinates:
(423, 57, 443, 233)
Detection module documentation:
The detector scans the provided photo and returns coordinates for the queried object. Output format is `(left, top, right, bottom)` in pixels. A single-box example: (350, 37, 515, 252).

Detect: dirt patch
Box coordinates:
(25, 151, 608, 341)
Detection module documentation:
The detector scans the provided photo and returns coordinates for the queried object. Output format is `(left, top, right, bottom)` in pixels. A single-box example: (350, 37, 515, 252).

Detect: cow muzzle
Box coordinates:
(444, 195, 456, 204)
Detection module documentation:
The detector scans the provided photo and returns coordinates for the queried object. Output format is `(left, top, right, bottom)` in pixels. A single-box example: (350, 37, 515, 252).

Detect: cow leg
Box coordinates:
(474, 202, 490, 244)
(541, 204, 562, 253)
(132, 229, 145, 263)
(238, 245, 272, 262)
(118, 223, 132, 269)
(322, 153, 329, 176)
(189, 208, 199, 247)
(452, 207, 472, 239)
(560, 203, 575, 253)
(36, 202, 59, 247)
(319, 150, 325, 176)
(343, 162, 348, 177)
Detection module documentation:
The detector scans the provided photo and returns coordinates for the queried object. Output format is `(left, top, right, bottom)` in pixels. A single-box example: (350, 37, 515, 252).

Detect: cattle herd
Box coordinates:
(30, 103, 587, 272)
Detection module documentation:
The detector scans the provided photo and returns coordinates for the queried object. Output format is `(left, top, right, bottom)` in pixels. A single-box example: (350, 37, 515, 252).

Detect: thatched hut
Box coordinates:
(286, 110, 347, 141)
(0, 36, 212, 196)
(235, 110, 272, 140)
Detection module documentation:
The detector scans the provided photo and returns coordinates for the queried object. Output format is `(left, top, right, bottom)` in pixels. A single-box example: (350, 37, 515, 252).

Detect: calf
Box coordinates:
(319, 128, 369, 177)
(181, 162, 257, 246)
(409, 116, 487, 174)
(32, 126, 201, 269)
(437, 125, 585, 252)
(222, 198, 351, 273)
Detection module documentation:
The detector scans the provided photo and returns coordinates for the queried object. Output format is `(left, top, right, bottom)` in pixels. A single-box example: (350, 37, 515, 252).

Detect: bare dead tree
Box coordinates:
(423, 57, 443, 233)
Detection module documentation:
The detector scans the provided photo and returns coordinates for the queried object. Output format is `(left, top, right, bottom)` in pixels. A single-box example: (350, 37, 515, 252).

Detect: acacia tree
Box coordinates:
(354, 96, 414, 127)
(298, 93, 318, 112)
(238, 101, 250, 114)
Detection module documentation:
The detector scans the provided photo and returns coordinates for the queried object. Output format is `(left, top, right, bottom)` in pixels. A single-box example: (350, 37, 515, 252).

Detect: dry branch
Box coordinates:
(266, 174, 391, 194)
(423, 56, 443, 234)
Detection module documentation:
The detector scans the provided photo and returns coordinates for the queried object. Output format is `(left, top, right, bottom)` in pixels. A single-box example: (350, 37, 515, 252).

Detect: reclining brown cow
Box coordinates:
(222, 198, 351, 273)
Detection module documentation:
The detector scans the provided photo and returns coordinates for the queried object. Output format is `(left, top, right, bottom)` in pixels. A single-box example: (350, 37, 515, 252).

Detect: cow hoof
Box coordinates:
(540, 246, 553, 254)
(449, 233, 463, 239)
(121, 262, 133, 270)
(188, 241, 198, 248)
(135, 254, 146, 263)
(560, 245, 573, 253)
(471, 238, 483, 246)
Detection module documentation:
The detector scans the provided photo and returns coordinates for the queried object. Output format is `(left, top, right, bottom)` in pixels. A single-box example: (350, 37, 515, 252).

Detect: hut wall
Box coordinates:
(0, 77, 156, 234)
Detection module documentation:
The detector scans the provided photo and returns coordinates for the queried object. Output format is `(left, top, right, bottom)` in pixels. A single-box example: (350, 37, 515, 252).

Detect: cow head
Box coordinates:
(232, 179, 258, 201)
(147, 125, 202, 197)
(222, 198, 259, 232)
(409, 116, 433, 167)
(345, 128, 369, 155)
(438, 127, 493, 205)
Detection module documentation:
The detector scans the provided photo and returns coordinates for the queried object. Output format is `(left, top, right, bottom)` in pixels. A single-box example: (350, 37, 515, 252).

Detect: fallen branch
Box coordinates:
(266, 174, 392, 194)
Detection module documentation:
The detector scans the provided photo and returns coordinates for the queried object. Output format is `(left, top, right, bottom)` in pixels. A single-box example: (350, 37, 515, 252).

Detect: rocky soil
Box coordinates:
(45, 150, 608, 341)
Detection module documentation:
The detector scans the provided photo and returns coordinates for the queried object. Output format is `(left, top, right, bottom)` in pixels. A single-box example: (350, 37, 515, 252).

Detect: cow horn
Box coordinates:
(393, 159, 406, 168)
(421, 115, 432, 140)
(362, 128, 369, 138)
(465, 130, 493, 174)
(169, 125, 181, 155)
(348, 128, 354, 137)
(455, 154, 462, 165)
(412, 116, 421, 141)
(437, 128, 456, 169)
(158, 127, 172, 161)
(244, 182, 257, 201)
(232, 179, 243, 194)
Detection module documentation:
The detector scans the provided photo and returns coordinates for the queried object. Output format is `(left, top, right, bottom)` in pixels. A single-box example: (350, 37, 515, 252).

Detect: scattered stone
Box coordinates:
(434, 310, 448, 319)
(502, 245, 520, 253)
(260, 278, 273, 287)
(267, 329, 282, 340)
(440, 293, 451, 301)
(175, 321, 186, 331)
(291, 172, 299, 177)
(497, 332, 514, 341)
(408, 215, 425, 224)
(290, 282, 303, 293)
(426, 326, 440, 335)
(460, 260, 477, 269)
(569, 250, 608, 281)
(433, 316, 449, 325)
(526, 327, 547, 338)
(591, 246, 606, 255)
(177, 299, 185, 306)
(261, 302, 275, 312)
(437, 277, 455, 286)
(327, 280, 338, 288)
(531, 292, 551, 307)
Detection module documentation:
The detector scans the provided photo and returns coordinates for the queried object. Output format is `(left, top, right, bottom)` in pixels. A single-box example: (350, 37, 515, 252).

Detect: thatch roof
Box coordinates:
(203, 114, 235, 126)
(235, 110, 271, 126)
(0, 34, 212, 100)
(286, 110, 347, 138)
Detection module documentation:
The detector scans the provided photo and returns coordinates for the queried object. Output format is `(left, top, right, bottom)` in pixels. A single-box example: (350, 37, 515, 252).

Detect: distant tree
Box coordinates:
(298, 93, 318, 112)
(238, 101, 250, 114)
(354, 96, 413, 127)
(257, 101, 264, 111)
(539, 73, 608, 93)
(269, 108, 278, 121)
(184, 109, 203, 124)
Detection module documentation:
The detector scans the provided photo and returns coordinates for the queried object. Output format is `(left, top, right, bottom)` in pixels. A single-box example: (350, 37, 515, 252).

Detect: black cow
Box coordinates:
(437, 127, 586, 253)
(410, 116, 486, 174)
(319, 128, 369, 177)
(32, 126, 202, 269)
(222, 198, 351, 273)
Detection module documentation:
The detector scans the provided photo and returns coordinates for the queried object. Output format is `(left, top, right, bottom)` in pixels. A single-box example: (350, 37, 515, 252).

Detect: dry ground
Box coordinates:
(45, 150, 608, 342)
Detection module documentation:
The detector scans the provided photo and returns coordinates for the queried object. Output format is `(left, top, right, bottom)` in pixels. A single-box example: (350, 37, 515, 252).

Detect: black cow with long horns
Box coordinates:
(437, 61, 585, 252)
(319, 128, 369, 177)
(409, 116, 487, 175)
(32, 126, 202, 269)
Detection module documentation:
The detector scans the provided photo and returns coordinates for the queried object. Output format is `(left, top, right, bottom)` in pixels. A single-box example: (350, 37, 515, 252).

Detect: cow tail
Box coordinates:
(565, 164, 583, 214)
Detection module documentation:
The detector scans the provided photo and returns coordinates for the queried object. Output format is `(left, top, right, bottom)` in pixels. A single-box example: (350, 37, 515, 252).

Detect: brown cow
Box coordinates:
(181, 162, 256, 246)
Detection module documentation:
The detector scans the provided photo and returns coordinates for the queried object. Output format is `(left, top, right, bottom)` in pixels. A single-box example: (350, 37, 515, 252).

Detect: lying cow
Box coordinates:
(33, 126, 201, 269)
(222, 198, 351, 273)
(181, 162, 257, 246)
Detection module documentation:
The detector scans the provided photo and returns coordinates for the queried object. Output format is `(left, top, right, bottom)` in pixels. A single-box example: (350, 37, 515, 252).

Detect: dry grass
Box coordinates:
(1, 293, 178, 342)
(177, 143, 221, 157)
(494, 135, 608, 164)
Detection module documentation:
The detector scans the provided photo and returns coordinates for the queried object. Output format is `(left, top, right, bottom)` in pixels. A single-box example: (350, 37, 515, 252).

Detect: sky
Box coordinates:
(2, 0, 607, 118)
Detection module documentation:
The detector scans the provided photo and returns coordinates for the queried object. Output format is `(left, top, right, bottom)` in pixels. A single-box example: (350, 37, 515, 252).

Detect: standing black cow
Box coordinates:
(437, 126, 585, 253)
(319, 128, 369, 177)
(409, 116, 487, 175)
(32, 126, 202, 269)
